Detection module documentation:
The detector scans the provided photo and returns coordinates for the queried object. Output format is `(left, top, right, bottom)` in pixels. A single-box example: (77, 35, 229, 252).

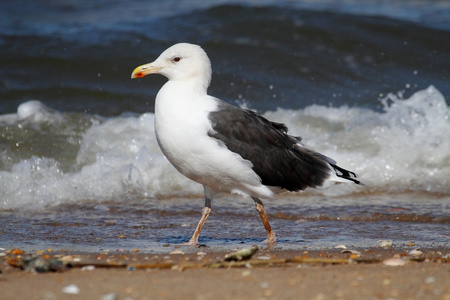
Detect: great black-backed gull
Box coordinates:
(131, 43, 362, 246)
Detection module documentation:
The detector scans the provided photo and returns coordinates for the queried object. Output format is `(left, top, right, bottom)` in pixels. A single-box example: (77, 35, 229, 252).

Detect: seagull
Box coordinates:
(131, 43, 362, 246)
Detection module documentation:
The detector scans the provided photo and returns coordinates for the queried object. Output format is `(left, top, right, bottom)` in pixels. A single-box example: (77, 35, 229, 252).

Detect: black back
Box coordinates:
(208, 102, 333, 191)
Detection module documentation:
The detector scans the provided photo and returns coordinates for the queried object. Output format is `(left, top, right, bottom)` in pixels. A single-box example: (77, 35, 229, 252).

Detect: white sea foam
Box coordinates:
(265, 85, 450, 196)
(0, 86, 448, 210)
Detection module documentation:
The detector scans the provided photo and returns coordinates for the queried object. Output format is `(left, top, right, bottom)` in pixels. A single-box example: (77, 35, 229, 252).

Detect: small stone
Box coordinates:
(101, 293, 117, 300)
(11, 249, 24, 255)
(408, 249, 423, 257)
(378, 240, 393, 248)
(256, 256, 271, 260)
(170, 250, 185, 255)
(295, 219, 307, 223)
(383, 258, 406, 266)
(62, 284, 80, 295)
(260, 282, 270, 289)
(61, 255, 73, 263)
(224, 246, 259, 261)
(341, 249, 361, 257)
(425, 277, 435, 284)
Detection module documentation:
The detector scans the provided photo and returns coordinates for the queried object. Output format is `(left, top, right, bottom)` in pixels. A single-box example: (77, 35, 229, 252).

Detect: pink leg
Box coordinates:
(183, 186, 215, 246)
(253, 197, 277, 246)
(184, 206, 211, 246)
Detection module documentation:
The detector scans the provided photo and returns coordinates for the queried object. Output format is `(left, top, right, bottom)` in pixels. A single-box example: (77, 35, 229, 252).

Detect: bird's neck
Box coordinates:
(159, 78, 207, 100)
(155, 79, 210, 118)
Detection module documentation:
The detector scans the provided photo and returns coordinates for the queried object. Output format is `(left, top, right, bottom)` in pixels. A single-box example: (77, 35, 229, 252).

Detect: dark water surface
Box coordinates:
(1, 1, 449, 114)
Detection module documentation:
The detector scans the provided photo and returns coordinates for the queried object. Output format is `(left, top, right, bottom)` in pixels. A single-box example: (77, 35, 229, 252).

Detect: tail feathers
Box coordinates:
(330, 164, 364, 186)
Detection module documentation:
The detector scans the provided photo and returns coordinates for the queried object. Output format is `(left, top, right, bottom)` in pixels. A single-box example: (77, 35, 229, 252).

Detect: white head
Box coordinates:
(131, 43, 212, 90)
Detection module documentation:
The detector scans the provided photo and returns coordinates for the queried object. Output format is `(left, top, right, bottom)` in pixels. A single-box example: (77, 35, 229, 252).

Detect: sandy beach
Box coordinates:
(1, 246, 448, 300)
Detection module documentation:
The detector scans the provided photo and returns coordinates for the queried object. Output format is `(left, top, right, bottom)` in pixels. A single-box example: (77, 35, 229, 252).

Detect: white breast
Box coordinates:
(154, 81, 273, 199)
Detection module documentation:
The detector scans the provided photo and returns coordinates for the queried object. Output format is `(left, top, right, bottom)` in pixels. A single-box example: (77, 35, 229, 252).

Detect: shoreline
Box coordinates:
(1, 246, 448, 300)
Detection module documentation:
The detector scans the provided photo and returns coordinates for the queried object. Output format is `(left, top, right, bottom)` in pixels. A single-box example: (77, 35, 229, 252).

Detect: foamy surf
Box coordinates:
(0, 86, 448, 210)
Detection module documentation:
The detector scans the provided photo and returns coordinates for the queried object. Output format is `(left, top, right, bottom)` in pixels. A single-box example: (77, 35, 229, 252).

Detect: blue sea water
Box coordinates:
(0, 0, 449, 252)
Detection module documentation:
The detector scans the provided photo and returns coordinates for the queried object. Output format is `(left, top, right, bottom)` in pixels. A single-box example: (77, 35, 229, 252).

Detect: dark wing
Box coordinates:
(208, 102, 332, 191)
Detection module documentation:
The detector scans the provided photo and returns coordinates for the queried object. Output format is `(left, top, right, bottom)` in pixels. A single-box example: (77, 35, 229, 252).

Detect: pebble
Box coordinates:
(378, 240, 393, 248)
(382, 258, 406, 266)
(62, 284, 80, 295)
(94, 204, 110, 211)
(170, 250, 185, 255)
(408, 249, 423, 257)
(294, 219, 307, 223)
(224, 246, 259, 261)
(61, 255, 73, 263)
(425, 277, 435, 284)
(341, 249, 361, 257)
(256, 256, 271, 260)
(11, 249, 24, 255)
(81, 265, 95, 271)
(101, 293, 118, 300)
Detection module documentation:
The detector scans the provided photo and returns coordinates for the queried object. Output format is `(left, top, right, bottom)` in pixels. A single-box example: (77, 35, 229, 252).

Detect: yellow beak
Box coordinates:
(131, 63, 162, 79)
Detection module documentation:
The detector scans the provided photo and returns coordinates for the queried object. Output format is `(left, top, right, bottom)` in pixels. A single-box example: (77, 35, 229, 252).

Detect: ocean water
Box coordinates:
(0, 0, 449, 252)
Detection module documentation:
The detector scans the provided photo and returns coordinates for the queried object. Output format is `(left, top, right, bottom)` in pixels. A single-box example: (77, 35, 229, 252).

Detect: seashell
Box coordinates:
(334, 245, 347, 249)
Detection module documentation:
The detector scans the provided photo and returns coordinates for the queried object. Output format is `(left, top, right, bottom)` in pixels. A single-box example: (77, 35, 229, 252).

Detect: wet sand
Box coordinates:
(1, 247, 449, 300)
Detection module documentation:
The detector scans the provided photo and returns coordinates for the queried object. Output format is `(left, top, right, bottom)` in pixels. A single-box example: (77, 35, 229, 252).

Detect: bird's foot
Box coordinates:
(263, 232, 277, 248)
(180, 240, 197, 247)
(180, 239, 207, 248)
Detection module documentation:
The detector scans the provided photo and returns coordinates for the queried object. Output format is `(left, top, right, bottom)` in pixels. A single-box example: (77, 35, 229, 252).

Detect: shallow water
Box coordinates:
(1, 193, 448, 253)
(0, 0, 449, 252)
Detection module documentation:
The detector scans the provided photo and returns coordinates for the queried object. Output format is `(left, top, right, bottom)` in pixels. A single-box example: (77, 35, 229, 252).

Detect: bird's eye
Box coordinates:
(173, 56, 181, 62)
